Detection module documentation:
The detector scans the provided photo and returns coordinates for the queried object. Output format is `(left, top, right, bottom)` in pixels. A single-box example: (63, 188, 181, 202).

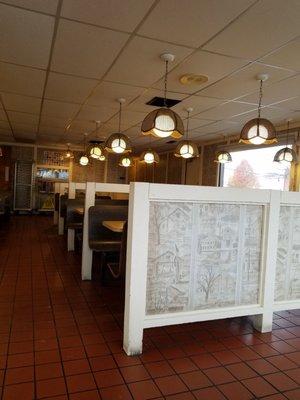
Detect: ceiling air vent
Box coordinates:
(146, 96, 181, 108)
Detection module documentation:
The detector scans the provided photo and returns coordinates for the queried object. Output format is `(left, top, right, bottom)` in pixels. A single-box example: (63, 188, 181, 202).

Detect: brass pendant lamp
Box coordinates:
(141, 53, 184, 139)
(89, 121, 106, 160)
(239, 74, 277, 145)
(174, 107, 199, 159)
(274, 119, 297, 164)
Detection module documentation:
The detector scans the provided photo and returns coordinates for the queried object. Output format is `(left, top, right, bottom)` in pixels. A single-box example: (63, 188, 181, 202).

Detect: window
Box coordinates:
(220, 145, 291, 191)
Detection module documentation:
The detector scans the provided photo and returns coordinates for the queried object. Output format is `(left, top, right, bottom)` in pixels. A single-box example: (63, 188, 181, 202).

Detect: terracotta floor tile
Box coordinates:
(203, 366, 236, 385)
(168, 358, 197, 374)
(35, 349, 61, 365)
(94, 368, 124, 388)
(165, 392, 195, 400)
(63, 358, 90, 376)
(145, 360, 175, 378)
(36, 377, 67, 398)
(100, 384, 133, 400)
(193, 386, 226, 400)
(284, 388, 300, 400)
(161, 347, 186, 360)
(69, 390, 101, 400)
(7, 352, 34, 368)
(242, 376, 278, 397)
(264, 372, 299, 391)
(246, 358, 279, 375)
(267, 354, 298, 371)
(61, 346, 86, 361)
(114, 352, 141, 367)
(286, 351, 300, 365)
(128, 379, 161, 400)
(5, 366, 34, 385)
(155, 375, 187, 396)
(212, 350, 241, 365)
(66, 372, 96, 393)
(120, 364, 150, 383)
(218, 381, 253, 400)
(2, 381, 34, 400)
(226, 362, 257, 380)
(285, 368, 300, 385)
(180, 370, 212, 390)
(190, 353, 220, 369)
(89, 354, 117, 371)
(35, 362, 63, 380)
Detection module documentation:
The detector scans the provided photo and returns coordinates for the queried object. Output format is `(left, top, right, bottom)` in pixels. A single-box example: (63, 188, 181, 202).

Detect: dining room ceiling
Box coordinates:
(1, 0, 300, 151)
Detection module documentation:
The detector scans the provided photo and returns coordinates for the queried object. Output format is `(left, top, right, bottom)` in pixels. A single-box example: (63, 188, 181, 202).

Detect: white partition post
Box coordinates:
(81, 182, 130, 280)
(251, 190, 281, 332)
(123, 183, 300, 355)
(123, 183, 150, 355)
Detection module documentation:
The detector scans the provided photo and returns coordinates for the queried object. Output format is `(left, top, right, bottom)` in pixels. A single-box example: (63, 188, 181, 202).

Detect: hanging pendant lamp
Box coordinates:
(141, 53, 184, 139)
(239, 74, 277, 145)
(105, 98, 132, 154)
(140, 149, 160, 164)
(174, 107, 199, 159)
(65, 143, 74, 159)
(89, 121, 105, 160)
(79, 133, 89, 166)
(274, 119, 297, 164)
(119, 155, 133, 167)
(214, 151, 232, 163)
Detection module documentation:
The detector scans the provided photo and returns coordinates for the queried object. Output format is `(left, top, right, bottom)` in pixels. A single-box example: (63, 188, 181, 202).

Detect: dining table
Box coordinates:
(102, 220, 125, 233)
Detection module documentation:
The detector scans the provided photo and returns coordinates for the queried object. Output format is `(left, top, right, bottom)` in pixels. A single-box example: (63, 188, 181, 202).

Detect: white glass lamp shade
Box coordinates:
(119, 155, 133, 167)
(79, 155, 89, 166)
(273, 147, 297, 164)
(214, 151, 232, 163)
(140, 149, 160, 164)
(141, 108, 184, 139)
(239, 118, 277, 145)
(174, 140, 199, 159)
(105, 133, 132, 154)
(89, 145, 102, 159)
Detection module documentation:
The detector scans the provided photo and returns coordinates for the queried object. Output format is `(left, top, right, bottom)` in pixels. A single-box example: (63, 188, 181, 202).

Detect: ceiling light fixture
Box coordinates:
(89, 121, 104, 160)
(239, 74, 277, 145)
(141, 53, 184, 139)
(214, 151, 232, 163)
(140, 149, 160, 164)
(105, 98, 132, 154)
(119, 155, 133, 167)
(65, 143, 74, 159)
(174, 107, 199, 159)
(79, 133, 89, 166)
(273, 119, 297, 164)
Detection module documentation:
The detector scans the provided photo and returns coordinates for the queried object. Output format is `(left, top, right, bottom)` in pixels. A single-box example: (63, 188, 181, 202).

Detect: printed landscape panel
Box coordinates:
(275, 206, 300, 301)
(146, 201, 263, 315)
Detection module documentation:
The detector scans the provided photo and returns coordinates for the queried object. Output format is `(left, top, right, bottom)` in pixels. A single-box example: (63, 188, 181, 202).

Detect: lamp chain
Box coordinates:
(186, 110, 190, 140)
(258, 79, 263, 119)
(164, 60, 169, 107)
(118, 102, 122, 132)
(286, 120, 290, 147)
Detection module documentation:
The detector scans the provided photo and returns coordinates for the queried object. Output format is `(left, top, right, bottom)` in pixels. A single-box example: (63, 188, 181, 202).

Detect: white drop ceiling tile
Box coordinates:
(0, 63, 46, 97)
(40, 115, 70, 129)
(269, 97, 300, 111)
(195, 101, 256, 120)
(76, 105, 116, 123)
(45, 72, 98, 103)
(106, 36, 193, 87)
(1, 0, 59, 14)
(229, 106, 288, 123)
(51, 19, 129, 78)
(138, 0, 255, 48)
(260, 38, 300, 72)
(1, 93, 41, 114)
(154, 50, 249, 95)
(38, 126, 65, 136)
(0, 3, 54, 68)
(12, 122, 37, 133)
(172, 95, 224, 116)
(105, 109, 145, 131)
(42, 99, 80, 119)
(87, 81, 146, 108)
(68, 119, 96, 133)
(187, 118, 215, 130)
(199, 62, 295, 100)
(8, 111, 39, 126)
(204, 0, 300, 60)
(239, 75, 300, 105)
(61, 0, 154, 32)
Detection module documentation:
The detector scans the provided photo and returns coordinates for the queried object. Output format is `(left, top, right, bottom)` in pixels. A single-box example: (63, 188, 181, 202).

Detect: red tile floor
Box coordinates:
(0, 216, 299, 400)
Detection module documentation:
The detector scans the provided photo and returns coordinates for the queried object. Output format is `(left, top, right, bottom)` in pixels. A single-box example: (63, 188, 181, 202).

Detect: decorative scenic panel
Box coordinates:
(275, 206, 300, 301)
(146, 201, 263, 315)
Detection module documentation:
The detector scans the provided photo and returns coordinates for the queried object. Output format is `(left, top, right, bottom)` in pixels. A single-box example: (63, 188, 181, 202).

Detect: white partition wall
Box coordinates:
(81, 182, 130, 280)
(123, 183, 300, 355)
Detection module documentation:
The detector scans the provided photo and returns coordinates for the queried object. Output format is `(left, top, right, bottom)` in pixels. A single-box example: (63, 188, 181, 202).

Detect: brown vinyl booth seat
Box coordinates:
(88, 203, 128, 252)
(59, 194, 68, 219)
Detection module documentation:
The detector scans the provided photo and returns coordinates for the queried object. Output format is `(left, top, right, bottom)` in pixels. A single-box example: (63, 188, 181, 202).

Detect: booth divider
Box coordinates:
(67, 182, 86, 250)
(123, 182, 300, 355)
(54, 182, 69, 232)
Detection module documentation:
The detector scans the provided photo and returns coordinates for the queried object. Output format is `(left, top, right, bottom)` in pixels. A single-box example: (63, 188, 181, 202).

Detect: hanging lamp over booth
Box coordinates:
(274, 119, 297, 164)
(89, 121, 106, 160)
(64, 143, 74, 159)
(105, 98, 132, 154)
(79, 133, 89, 166)
(140, 149, 160, 164)
(141, 53, 184, 139)
(239, 74, 277, 145)
(214, 151, 232, 163)
(119, 155, 133, 167)
(174, 107, 199, 159)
